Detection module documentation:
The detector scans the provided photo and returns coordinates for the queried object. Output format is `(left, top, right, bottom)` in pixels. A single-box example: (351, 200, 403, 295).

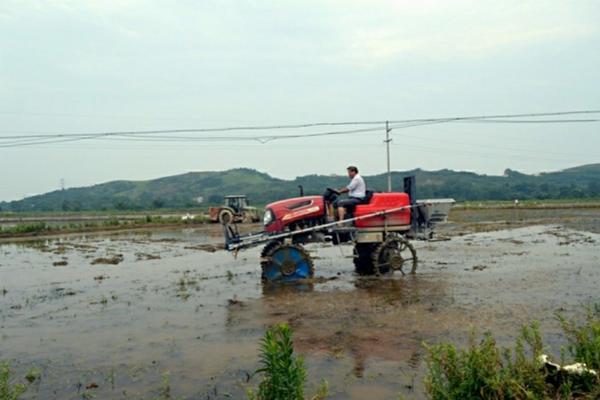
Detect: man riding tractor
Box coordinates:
(324, 165, 367, 221)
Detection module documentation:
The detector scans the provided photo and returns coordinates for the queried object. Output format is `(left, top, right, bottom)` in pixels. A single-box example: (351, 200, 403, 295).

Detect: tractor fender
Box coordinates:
(208, 207, 221, 222)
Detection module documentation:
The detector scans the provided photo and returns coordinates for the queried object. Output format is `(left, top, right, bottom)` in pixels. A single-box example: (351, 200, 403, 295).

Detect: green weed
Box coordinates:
(556, 305, 600, 396)
(248, 323, 328, 400)
(0, 223, 50, 235)
(425, 323, 548, 400)
(558, 305, 600, 371)
(425, 317, 600, 400)
(0, 362, 26, 400)
(161, 371, 171, 399)
(24, 367, 40, 383)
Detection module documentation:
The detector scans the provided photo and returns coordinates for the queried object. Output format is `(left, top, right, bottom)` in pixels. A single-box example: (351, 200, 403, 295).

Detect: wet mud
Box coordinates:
(1, 214, 599, 399)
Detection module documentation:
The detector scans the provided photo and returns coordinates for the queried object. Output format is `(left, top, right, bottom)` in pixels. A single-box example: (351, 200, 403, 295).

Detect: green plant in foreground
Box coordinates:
(425, 317, 600, 400)
(556, 305, 600, 396)
(161, 371, 171, 399)
(248, 323, 328, 400)
(0, 362, 26, 400)
(558, 305, 600, 371)
(424, 323, 549, 400)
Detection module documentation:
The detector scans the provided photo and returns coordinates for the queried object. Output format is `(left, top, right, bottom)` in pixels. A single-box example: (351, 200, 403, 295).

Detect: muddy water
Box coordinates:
(1, 224, 599, 399)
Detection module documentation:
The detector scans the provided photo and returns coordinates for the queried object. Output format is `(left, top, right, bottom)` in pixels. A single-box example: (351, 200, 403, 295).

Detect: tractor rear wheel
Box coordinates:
(261, 242, 314, 282)
(218, 209, 234, 224)
(353, 243, 376, 275)
(372, 235, 417, 276)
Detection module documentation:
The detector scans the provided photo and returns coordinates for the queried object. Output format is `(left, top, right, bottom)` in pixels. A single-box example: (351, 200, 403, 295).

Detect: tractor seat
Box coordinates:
(362, 190, 374, 204)
(345, 191, 374, 219)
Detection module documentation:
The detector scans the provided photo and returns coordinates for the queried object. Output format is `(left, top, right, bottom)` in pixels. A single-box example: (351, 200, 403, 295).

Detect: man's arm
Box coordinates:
(339, 176, 358, 194)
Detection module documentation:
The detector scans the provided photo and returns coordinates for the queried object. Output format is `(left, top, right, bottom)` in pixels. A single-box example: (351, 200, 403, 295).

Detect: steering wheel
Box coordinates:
(327, 187, 341, 195)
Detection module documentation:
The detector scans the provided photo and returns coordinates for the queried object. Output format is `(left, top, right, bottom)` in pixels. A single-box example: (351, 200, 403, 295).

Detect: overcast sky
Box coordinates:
(1, 0, 599, 201)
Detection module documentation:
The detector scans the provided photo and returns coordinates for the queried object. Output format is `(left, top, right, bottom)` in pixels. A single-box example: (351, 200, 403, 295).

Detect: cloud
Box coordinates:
(322, 0, 598, 67)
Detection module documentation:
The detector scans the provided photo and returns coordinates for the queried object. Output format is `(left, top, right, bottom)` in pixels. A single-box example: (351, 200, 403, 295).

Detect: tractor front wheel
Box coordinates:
(260, 242, 314, 282)
(218, 209, 234, 224)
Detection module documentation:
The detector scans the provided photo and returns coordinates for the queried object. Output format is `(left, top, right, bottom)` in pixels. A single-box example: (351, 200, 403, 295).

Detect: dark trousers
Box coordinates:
(323, 189, 363, 214)
(335, 197, 362, 213)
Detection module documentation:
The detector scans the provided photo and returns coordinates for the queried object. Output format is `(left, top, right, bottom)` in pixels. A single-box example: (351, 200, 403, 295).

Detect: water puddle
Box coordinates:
(1, 224, 599, 399)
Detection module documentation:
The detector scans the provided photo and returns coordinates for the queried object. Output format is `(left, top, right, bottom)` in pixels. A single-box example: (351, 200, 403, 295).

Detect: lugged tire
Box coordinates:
(372, 235, 418, 275)
(218, 209, 234, 224)
(260, 240, 282, 257)
(260, 242, 314, 282)
(353, 243, 377, 275)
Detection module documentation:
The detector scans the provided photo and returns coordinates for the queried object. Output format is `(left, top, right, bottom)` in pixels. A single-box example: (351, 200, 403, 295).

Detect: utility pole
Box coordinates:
(385, 120, 392, 192)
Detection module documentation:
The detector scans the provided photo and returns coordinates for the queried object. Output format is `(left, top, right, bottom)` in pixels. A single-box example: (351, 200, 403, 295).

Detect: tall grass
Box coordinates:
(0, 222, 50, 235)
(249, 323, 306, 400)
(248, 323, 327, 400)
(556, 305, 600, 396)
(558, 305, 600, 371)
(425, 311, 600, 400)
(425, 324, 547, 400)
(0, 362, 26, 400)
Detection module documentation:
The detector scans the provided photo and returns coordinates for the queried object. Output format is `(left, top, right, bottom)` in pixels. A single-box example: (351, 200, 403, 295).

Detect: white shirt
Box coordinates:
(347, 174, 366, 198)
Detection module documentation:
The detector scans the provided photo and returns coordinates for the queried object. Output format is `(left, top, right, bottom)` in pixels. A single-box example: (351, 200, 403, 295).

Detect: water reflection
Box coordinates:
(261, 281, 315, 296)
(226, 274, 448, 377)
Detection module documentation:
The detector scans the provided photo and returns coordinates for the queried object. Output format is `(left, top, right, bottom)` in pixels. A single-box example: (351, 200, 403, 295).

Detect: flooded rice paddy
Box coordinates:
(1, 215, 599, 399)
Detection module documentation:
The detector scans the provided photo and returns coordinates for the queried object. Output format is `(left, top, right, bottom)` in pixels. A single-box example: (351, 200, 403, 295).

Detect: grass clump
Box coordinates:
(24, 367, 40, 383)
(103, 218, 120, 227)
(556, 305, 600, 397)
(0, 362, 27, 400)
(248, 323, 327, 400)
(0, 222, 50, 235)
(558, 305, 600, 371)
(425, 323, 547, 400)
(425, 313, 600, 400)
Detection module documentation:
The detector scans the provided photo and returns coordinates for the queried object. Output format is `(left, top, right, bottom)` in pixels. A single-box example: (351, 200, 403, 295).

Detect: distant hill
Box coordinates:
(2, 165, 600, 212)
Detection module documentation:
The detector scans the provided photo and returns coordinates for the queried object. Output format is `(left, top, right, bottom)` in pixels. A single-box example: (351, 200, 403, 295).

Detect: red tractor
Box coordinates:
(224, 177, 454, 282)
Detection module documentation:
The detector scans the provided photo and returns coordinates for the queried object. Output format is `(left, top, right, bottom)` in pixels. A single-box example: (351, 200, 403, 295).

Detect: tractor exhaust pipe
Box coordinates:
(298, 185, 304, 196)
(403, 176, 418, 234)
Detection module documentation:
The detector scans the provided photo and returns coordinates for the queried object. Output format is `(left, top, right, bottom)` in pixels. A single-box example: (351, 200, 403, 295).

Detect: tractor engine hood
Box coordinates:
(263, 195, 325, 233)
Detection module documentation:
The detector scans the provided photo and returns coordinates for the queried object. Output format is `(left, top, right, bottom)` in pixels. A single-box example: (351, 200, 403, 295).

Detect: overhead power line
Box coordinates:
(0, 123, 422, 148)
(2, 109, 599, 140)
(462, 118, 600, 124)
(0, 109, 599, 148)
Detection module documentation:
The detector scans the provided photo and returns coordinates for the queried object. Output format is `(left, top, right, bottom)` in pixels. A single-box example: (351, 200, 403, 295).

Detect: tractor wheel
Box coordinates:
(261, 242, 314, 283)
(353, 243, 376, 275)
(218, 209, 234, 224)
(372, 235, 418, 276)
(260, 240, 282, 258)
